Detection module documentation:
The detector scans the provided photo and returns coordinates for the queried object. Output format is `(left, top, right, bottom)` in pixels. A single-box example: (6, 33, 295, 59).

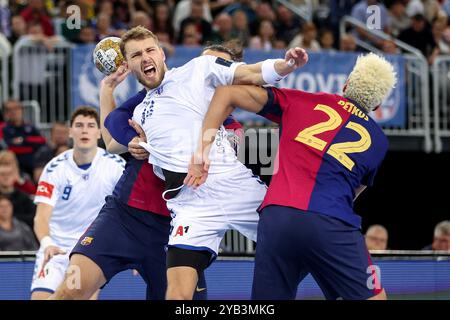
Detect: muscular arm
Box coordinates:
(33, 203, 53, 243)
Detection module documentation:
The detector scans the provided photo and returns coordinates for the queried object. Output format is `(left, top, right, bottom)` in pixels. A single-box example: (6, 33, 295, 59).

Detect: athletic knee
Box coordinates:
(166, 285, 194, 300)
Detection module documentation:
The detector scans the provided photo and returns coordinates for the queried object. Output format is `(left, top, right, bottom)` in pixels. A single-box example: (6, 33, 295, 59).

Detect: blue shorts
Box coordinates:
(71, 196, 208, 300)
(252, 205, 383, 300)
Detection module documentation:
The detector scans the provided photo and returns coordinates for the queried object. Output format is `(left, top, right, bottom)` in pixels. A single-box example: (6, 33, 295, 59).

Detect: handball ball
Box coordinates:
(93, 37, 124, 75)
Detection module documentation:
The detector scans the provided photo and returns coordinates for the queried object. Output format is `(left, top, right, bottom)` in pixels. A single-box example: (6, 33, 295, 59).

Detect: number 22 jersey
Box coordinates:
(258, 87, 389, 228)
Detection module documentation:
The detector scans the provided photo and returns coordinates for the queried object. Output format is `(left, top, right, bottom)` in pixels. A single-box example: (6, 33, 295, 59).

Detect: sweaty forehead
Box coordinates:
(126, 38, 158, 53)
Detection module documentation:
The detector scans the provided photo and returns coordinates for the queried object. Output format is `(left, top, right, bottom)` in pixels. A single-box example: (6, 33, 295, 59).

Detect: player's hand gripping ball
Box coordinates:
(93, 37, 124, 75)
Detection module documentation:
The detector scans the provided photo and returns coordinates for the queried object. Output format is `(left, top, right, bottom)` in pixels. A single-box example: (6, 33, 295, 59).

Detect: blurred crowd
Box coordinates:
(0, 0, 449, 61)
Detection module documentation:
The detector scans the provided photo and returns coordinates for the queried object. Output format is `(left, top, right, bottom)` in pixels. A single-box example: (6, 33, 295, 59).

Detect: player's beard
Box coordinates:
(137, 63, 166, 90)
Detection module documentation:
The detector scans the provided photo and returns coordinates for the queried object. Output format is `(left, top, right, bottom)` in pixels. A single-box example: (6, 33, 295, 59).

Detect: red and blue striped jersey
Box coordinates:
(257, 87, 389, 228)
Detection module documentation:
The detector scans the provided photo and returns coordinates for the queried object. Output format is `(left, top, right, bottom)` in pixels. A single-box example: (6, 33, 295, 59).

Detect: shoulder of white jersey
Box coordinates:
(194, 55, 234, 68)
(44, 149, 72, 174)
(99, 148, 126, 168)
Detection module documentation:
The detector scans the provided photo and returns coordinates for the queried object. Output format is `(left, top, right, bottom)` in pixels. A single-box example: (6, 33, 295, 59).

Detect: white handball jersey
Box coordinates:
(134, 55, 243, 174)
(34, 148, 125, 249)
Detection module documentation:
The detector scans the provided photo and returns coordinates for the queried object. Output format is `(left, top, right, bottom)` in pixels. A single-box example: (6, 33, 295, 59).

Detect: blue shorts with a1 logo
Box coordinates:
(252, 205, 383, 300)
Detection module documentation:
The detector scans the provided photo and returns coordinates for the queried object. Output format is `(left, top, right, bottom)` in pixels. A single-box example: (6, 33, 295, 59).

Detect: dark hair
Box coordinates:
(70, 106, 100, 127)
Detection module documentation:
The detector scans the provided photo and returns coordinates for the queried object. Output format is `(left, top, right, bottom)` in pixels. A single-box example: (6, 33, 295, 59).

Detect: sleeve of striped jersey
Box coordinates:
(104, 89, 146, 146)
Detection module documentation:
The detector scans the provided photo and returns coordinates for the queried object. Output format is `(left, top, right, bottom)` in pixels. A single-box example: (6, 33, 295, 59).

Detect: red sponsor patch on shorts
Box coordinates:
(36, 181, 54, 198)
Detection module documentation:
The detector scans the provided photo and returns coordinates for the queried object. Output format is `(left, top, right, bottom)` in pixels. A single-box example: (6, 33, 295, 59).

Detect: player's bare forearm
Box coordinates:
(200, 85, 268, 154)
(33, 203, 53, 242)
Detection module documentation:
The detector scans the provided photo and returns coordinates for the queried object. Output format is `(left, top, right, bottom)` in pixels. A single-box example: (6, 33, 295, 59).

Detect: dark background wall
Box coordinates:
(245, 146, 450, 250)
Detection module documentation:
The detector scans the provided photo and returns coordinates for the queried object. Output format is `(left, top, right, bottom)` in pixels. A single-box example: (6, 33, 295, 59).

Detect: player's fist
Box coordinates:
(100, 64, 130, 90)
(43, 246, 66, 267)
(284, 47, 308, 69)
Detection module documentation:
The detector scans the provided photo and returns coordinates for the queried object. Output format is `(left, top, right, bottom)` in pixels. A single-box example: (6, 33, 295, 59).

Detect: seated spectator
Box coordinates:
(249, 2, 277, 35)
(0, 163, 36, 229)
(406, 0, 440, 24)
(365, 224, 389, 250)
(275, 4, 302, 45)
(340, 34, 357, 52)
(180, 22, 202, 46)
(423, 221, 450, 251)
(0, 150, 36, 195)
(177, 0, 212, 44)
(20, 0, 54, 36)
(33, 121, 70, 183)
(231, 9, 251, 47)
(289, 22, 321, 52)
(0, 195, 38, 251)
(432, 15, 450, 55)
(249, 19, 277, 51)
(351, 0, 390, 47)
(8, 15, 27, 46)
(2, 100, 46, 176)
(77, 25, 96, 44)
(209, 13, 234, 43)
(95, 12, 121, 40)
(173, 0, 213, 35)
(154, 2, 175, 44)
(381, 39, 400, 54)
(388, 0, 410, 37)
(129, 10, 153, 31)
(319, 28, 336, 52)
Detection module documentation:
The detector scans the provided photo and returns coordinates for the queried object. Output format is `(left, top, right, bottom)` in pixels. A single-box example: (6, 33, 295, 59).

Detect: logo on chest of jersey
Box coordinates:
(80, 237, 93, 246)
(141, 100, 155, 125)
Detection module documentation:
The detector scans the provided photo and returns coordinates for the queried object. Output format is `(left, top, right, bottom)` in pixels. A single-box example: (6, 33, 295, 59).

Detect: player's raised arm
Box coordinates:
(232, 47, 308, 85)
(184, 85, 268, 187)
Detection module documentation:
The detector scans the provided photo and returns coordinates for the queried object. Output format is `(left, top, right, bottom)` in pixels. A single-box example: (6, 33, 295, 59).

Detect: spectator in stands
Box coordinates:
(0, 194, 38, 251)
(20, 0, 54, 36)
(0, 163, 36, 229)
(231, 9, 251, 47)
(289, 22, 321, 52)
(0, 150, 36, 196)
(8, 15, 27, 46)
(0, 2, 11, 38)
(329, 0, 359, 48)
(365, 224, 389, 250)
(95, 12, 120, 40)
(388, 0, 411, 37)
(178, 0, 212, 45)
(173, 0, 213, 36)
(209, 13, 234, 43)
(154, 2, 175, 44)
(318, 28, 336, 52)
(2, 100, 46, 176)
(222, 0, 257, 27)
(351, 0, 391, 47)
(423, 221, 450, 251)
(381, 39, 400, 54)
(249, 19, 277, 51)
(209, 0, 235, 17)
(340, 33, 357, 52)
(275, 4, 302, 45)
(398, 13, 437, 61)
(33, 122, 70, 183)
(406, 0, 440, 24)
